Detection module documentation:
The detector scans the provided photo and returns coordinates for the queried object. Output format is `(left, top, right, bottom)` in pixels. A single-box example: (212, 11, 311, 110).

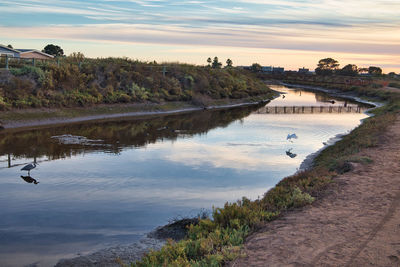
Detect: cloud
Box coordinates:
(1, 22, 399, 56)
(1, 0, 399, 71)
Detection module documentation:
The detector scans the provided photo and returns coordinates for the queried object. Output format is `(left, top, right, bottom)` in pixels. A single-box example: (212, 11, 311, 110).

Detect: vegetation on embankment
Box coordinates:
(131, 83, 400, 267)
(0, 58, 273, 111)
(278, 74, 399, 101)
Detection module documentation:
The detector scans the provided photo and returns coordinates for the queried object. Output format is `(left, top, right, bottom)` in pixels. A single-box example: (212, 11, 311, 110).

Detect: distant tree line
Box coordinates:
(315, 58, 383, 76)
(206, 57, 233, 69)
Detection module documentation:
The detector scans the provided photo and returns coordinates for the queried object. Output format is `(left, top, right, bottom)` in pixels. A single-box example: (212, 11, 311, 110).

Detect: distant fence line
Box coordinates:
(254, 105, 368, 114)
(0, 55, 61, 69)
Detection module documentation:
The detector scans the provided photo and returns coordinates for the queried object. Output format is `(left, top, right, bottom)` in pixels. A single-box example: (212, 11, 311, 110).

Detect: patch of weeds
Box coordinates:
(348, 156, 373, 165)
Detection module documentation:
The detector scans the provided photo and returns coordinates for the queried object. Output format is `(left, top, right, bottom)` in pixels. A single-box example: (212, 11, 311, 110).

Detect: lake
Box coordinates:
(0, 85, 370, 266)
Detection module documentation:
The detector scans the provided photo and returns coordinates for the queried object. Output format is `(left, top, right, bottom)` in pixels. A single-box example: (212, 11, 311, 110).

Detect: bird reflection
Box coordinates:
(286, 148, 297, 158)
(20, 175, 39, 184)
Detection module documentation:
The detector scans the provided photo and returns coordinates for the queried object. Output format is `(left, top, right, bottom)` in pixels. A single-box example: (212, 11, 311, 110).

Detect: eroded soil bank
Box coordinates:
(231, 115, 400, 266)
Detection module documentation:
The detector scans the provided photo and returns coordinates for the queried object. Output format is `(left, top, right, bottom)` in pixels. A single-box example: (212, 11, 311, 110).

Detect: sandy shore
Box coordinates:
(231, 115, 400, 266)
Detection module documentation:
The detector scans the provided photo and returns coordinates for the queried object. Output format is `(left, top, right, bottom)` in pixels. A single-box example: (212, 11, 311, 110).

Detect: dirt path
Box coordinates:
(232, 115, 400, 267)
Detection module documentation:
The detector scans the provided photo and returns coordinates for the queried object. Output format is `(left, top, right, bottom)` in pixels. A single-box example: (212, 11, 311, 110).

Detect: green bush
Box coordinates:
(1, 59, 273, 109)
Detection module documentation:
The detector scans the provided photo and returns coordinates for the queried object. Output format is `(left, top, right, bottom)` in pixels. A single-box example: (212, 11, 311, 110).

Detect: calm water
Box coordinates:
(0, 85, 370, 266)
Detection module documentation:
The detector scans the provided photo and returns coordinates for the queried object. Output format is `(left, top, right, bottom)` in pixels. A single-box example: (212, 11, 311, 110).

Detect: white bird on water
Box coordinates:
(287, 133, 298, 142)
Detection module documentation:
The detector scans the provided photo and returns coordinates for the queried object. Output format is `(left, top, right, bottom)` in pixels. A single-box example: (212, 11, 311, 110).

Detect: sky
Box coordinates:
(1, 0, 399, 72)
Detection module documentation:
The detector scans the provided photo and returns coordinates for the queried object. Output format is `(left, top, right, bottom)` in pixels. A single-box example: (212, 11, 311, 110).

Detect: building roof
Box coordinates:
(0, 44, 21, 54)
(16, 49, 54, 58)
(16, 49, 34, 52)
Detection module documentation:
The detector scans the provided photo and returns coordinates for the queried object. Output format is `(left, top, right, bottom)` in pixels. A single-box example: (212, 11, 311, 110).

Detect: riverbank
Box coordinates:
(0, 94, 274, 131)
(229, 85, 400, 266)
(232, 115, 400, 267)
(130, 83, 400, 266)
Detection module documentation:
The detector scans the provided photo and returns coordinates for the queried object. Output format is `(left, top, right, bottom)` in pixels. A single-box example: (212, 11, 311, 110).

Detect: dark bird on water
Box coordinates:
(21, 163, 37, 175)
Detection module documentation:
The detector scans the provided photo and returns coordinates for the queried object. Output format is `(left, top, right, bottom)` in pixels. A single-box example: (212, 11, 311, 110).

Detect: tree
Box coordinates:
(358, 68, 369, 75)
(368, 66, 382, 76)
(339, 64, 358, 76)
(7, 44, 13, 49)
(250, 63, 262, 72)
(207, 57, 212, 67)
(212, 57, 222, 69)
(226, 58, 233, 68)
(315, 58, 339, 75)
(43, 44, 64, 57)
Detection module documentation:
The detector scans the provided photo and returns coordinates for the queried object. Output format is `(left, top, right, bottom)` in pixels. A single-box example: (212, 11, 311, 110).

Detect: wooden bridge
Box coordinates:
(254, 105, 369, 114)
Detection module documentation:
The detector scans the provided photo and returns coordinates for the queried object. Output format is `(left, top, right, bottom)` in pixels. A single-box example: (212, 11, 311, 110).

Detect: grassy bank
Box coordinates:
(0, 58, 273, 110)
(130, 83, 400, 266)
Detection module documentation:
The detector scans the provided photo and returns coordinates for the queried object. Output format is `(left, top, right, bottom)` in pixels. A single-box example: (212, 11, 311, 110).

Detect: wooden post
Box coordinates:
(8, 153, 11, 168)
(32, 58, 36, 67)
(5, 55, 9, 69)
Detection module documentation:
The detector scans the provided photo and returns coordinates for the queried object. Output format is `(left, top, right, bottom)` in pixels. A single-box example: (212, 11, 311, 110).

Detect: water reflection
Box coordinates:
(20, 175, 39, 184)
(0, 85, 371, 267)
(0, 106, 261, 163)
(285, 149, 297, 158)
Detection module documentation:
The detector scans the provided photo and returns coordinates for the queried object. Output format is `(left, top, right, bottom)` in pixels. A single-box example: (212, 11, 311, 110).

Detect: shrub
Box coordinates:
(1, 59, 273, 109)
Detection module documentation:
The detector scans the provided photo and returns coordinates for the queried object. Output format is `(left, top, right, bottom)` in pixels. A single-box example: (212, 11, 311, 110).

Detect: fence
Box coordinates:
(254, 105, 368, 115)
(0, 55, 61, 69)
